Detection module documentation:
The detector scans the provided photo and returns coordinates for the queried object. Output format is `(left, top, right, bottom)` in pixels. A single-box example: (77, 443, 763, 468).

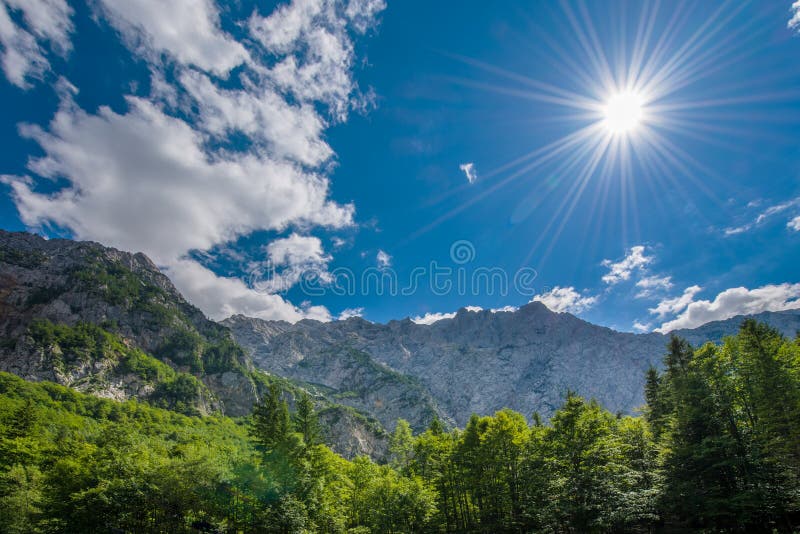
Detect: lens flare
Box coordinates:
(603, 92, 644, 134)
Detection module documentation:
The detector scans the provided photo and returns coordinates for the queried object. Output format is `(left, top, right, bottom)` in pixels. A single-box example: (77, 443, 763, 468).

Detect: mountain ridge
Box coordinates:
(2, 230, 799, 453)
(225, 303, 800, 429)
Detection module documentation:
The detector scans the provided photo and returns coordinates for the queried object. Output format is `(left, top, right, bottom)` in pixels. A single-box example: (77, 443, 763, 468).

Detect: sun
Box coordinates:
(603, 91, 644, 134)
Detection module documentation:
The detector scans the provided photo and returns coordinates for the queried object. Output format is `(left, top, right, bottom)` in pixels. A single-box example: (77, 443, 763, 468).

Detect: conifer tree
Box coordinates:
(292, 391, 321, 447)
(250, 383, 290, 452)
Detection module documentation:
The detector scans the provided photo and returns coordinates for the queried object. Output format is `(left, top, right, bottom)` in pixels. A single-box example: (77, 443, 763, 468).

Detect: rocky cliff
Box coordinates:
(4, 230, 798, 458)
(226, 305, 800, 429)
(0, 231, 388, 458)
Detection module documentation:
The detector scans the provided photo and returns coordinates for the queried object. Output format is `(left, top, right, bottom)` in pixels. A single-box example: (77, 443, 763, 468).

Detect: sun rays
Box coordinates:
(407, 1, 800, 270)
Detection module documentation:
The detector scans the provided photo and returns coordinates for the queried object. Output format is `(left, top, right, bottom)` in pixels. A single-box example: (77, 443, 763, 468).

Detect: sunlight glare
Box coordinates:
(603, 91, 643, 134)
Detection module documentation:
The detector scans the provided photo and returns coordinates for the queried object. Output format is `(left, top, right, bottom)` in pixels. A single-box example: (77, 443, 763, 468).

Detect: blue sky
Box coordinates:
(1, 0, 800, 332)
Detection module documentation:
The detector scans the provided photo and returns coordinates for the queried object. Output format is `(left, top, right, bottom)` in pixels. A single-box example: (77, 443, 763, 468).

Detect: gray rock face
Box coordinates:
(0, 230, 258, 415)
(0, 231, 391, 458)
(226, 305, 800, 427)
(4, 230, 799, 458)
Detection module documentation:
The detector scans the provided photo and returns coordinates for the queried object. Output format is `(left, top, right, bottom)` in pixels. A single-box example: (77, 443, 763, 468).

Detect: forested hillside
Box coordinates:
(2, 320, 799, 532)
(0, 231, 389, 458)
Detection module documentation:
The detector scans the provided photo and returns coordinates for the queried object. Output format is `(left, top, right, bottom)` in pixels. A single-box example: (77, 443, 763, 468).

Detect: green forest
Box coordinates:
(1, 319, 799, 533)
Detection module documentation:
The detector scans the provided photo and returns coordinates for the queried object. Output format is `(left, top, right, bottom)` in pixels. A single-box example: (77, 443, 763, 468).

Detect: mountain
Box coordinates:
(225, 305, 800, 429)
(3, 230, 799, 456)
(0, 231, 387, 458)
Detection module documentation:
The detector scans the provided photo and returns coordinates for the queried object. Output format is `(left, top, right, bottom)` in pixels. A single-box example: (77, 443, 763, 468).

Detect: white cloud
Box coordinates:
(724, 225, 749, 236)
(4, 0, 386, 323)
(491, 305, 518, 313)
(788, 216, 800, 231)
(345, 0, 387, 33)
(656, 283, 800, 332)
(0, 0, 73, 88)
(166, 259, 331, 322)
(532, 286, 597, 314)
(376, 249, 391, 268)
(412, 311, 456, 325)
(601, 245, 652, 285)
(632, 321, 652, 333)
(266, 233, 330, 268)
(649, 285, 703, 318)
(635, 275, 673, 298)
(5, 97, 353, 264)
(179, 70, 333, 167)
(96, 0, 248, 76)
(256, 233, 332, 292)
(459, 162, 477, 184)
(724, 196, 800, 236)
(411, 306, 481, 325)
(790, 1, 800, 31)
(337, 307, 364, 320)
(248, 0, 382, 121)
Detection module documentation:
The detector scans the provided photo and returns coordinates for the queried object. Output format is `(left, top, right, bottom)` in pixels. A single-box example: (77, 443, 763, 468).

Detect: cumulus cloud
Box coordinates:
(166, 259, 331, 322)
(4, 97, 352, 264)
(252, 233, 334, 292)
(459, 162, 477, 184)
(532, 286, 597, 314)
(635, 275, 673, 298)
(656, 283, 800, 332)
(648, 285, 703, 318)
(267, 233, 330, 267)
(376, 249, 392, 268)
(337, 307, 364, 320)
(0, 0, 73, 88)
(179, 70, 333, 166)
(96, 0, 248, 76)
(4, 0, 385, 322)
(602, 245, 652, 285)
(789, 216, 800, 231)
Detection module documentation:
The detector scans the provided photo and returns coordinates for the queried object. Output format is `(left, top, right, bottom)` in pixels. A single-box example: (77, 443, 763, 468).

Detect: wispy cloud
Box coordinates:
(632, 321, 652, 333)
(0, 0, 73, 88)
(635, 275, 673, 298)
(790, 0, 800, 31)
(724, 197, 800, 236)
(601, 245, 652, 285)
(376, 249, 392, 268)
(789, 216, 800, 231)
(459, 162, 478, 184)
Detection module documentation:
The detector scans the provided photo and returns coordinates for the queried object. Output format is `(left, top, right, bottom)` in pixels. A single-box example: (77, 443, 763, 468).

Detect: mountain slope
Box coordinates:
(0, 230, 262, 415)
(0, 231, 390, 458)
(226, 305, 800, 427)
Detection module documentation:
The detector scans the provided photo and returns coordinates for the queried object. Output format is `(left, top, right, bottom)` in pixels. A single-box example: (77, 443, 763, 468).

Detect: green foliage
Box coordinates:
(153, 373, 206, 415)
(293, 391, 321, 447)
(0, 372, 438, 533)
(250, 383, 291, 453)
(28, 320, 112, 363)
(650, 322, 800, 531)
(119, 347, 176, 383)
(388, 419, 414, 472)
(2, 320, 799, 533)
(0, 246, 47, 268)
